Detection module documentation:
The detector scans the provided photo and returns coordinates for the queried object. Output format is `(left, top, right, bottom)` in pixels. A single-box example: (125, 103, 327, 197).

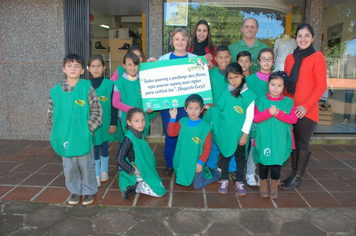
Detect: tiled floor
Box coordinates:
(0, 139, 356, 208)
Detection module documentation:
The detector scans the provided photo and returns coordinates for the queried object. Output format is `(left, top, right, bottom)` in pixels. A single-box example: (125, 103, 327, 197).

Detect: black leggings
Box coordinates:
(293, 117, 317, 152)
(220, 145, 245, 181)
(259, 164, 281, 180)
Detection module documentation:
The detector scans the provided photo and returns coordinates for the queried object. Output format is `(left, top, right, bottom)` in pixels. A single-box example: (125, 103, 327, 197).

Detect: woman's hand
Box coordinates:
(109, 125, 116, 134)
(146, 57, 157, 62)
(169, 108, 178, 119)
(196, 163, 203, 173)
(239, 133, 248, 146)
(295, 105, 307, 119)
(204, 53, 213, 62)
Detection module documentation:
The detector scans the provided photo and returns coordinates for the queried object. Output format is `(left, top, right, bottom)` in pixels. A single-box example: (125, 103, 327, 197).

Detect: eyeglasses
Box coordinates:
(259, 58, 274, 62)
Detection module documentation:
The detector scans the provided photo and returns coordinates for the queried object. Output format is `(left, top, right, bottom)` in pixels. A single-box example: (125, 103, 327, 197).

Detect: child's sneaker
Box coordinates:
(218, 180, 229, 194)
(235, 181, 247, 196)
(68, 194, 80, 205)
(101, 172, 109, 182)
(96, 176, 101, 187)
(246, 174, 258, 186)
(82, 195, 94, 205)
(121, 183, 137, 201)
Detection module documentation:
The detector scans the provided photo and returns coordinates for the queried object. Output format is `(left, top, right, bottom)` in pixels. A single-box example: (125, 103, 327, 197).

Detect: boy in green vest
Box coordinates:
(236, 51, 253, 77)
(168, 94, 220, 188)
(206, 46, 237, 178)
(48, 54, 103, 205)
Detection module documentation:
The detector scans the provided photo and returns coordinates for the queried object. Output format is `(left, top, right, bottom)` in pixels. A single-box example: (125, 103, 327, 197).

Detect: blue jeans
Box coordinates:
(94, 141, 109, 160)
(344, 89, 354, 119)
(160, 107, 188, 167)
(205, 141, 236, 172)
(192, 169, 221, 189)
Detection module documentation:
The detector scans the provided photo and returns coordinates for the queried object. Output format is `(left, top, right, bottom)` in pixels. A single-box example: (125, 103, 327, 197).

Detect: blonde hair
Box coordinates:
(170, 28, 191, 49)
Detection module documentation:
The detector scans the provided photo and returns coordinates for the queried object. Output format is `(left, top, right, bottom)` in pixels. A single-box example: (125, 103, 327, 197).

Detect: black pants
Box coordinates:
(259, 164, 281, 180)
(293, 117, 317, 152)
(220, 145, 245, 181)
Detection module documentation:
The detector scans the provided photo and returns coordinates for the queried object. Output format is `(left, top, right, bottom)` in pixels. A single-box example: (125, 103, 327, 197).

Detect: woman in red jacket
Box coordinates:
(187, 20, 217, 69)
(282, 23, 327, 190)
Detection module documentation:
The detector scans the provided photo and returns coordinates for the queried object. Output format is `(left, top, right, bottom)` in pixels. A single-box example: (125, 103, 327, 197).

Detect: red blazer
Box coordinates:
(284, 51, 327, 123)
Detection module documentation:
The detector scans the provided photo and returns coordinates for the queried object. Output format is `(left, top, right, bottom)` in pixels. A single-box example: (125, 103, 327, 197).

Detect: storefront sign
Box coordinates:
(139, 56, 212, 111)
(166, 0, 188, 26)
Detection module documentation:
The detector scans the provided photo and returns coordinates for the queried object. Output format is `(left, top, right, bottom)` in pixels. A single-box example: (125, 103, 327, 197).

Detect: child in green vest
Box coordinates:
(245, 48, 275, 187)
(253, 71, 297, 199)
(116, 108, 166, 201)
(204, 63, 256, 196)
(112, 53, 154, 140)
(236, 51, 252, 77)
(88, 54, 118, 187)
(168, 94, 221, 189)
(205, 46, 237, 179)
(48, 54, 102, 205)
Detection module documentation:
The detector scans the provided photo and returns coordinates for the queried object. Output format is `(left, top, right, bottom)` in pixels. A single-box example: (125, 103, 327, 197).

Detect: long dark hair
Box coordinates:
(226, 62, 246, 98)
(295, 23, 315, 38)
(189, 20, 214, 53)
(88, 54, 105, 79)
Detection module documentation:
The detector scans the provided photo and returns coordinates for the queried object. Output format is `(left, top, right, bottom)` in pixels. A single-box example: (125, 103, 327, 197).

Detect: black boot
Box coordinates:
(281, 149, 311, 190)
(95, 41, 107, 50)
(281, 150, 298, 187)
(121, 183, 137, 201)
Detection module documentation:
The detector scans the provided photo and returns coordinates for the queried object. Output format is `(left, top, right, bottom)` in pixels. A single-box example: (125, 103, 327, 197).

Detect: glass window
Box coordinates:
(317, 0, 356, 133)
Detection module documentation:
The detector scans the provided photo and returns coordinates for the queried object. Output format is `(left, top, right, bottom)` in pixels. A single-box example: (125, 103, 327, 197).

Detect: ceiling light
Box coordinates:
(100, 24, 109, 29)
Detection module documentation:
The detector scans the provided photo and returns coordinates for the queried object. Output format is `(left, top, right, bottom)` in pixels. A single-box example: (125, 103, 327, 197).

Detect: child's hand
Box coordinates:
(146, 108, 153, 114)
(269, 105, 278, 116)
(196, 163, 203, 173)
(239, 133, 248, 146)
(134, 167, 140, 175)
(147, 57, 157, 62)
(273, 108, 280, 117)
(204, 104, 211, 110)
(109, 125, 116, 134)
(169, 108, 178, 119)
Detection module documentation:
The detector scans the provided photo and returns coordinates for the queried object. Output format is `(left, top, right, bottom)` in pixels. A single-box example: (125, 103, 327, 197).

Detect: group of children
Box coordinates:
(48, 43, 296, 205)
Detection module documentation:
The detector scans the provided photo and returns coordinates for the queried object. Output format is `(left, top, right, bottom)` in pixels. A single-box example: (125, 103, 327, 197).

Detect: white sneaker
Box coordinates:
(101, 172, 109, 182)
(342, 118, 348, 125)
(246, 174, 258, 186)
(96, 176, 101, 187)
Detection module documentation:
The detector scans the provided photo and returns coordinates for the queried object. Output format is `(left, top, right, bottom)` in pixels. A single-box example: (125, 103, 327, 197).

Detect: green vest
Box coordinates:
(109, 117, 124, 143)
(209, 67, 228, 105)
(116, 66, 125, 78)
(173, 118, 212, 186)
(204, 88, 256, 157)
(119, 130, 166, 196)
(50, 79, 92, 157)
(114, 76, 150, 138)
(253, 96, 294, 165)
(246, 74, 268, 138)
(92, 78, 115, 145)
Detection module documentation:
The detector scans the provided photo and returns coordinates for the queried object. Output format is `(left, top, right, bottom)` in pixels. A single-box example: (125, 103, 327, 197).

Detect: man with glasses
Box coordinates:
(229, 18, 269, 74)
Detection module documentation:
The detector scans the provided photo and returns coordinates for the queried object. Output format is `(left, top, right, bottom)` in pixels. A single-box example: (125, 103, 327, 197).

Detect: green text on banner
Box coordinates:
(139, 56, 213, 111)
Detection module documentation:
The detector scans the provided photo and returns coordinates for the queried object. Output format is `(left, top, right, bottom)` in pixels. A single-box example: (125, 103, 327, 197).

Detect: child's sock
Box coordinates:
(101, 156, 109, 172)
(94, 159, 101, 177)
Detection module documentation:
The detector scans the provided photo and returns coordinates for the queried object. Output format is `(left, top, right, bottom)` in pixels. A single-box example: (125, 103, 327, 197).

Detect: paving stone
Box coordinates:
(0, 214, 24, 235)
(131, 207, 175, 223)
(204, 222, 249, 236)
(239, 210, 277, 234)
(280, 221, 326, 236)
(9, 228, 48, 236)
(49, 218, 94, 235)
(25, 205, 67, 229)
(68, 205, 103, 219)
(166, 211, 210, 235)
(126, 222, 172, 236)
(308, 208, 355, 233)
(202, 209, 241, 222)
(3, 201, 44, 214)
(92, 211, 136, 234)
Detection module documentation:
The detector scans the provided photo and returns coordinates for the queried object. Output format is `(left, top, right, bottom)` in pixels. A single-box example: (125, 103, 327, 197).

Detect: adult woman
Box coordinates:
(187, 20, 216, 69)
(158, 28, 197, 175)
(281, 24, 327, 190)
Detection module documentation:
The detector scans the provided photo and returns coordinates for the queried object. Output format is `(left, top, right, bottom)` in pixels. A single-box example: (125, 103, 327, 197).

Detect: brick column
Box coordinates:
(305, 0, 324, 51)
